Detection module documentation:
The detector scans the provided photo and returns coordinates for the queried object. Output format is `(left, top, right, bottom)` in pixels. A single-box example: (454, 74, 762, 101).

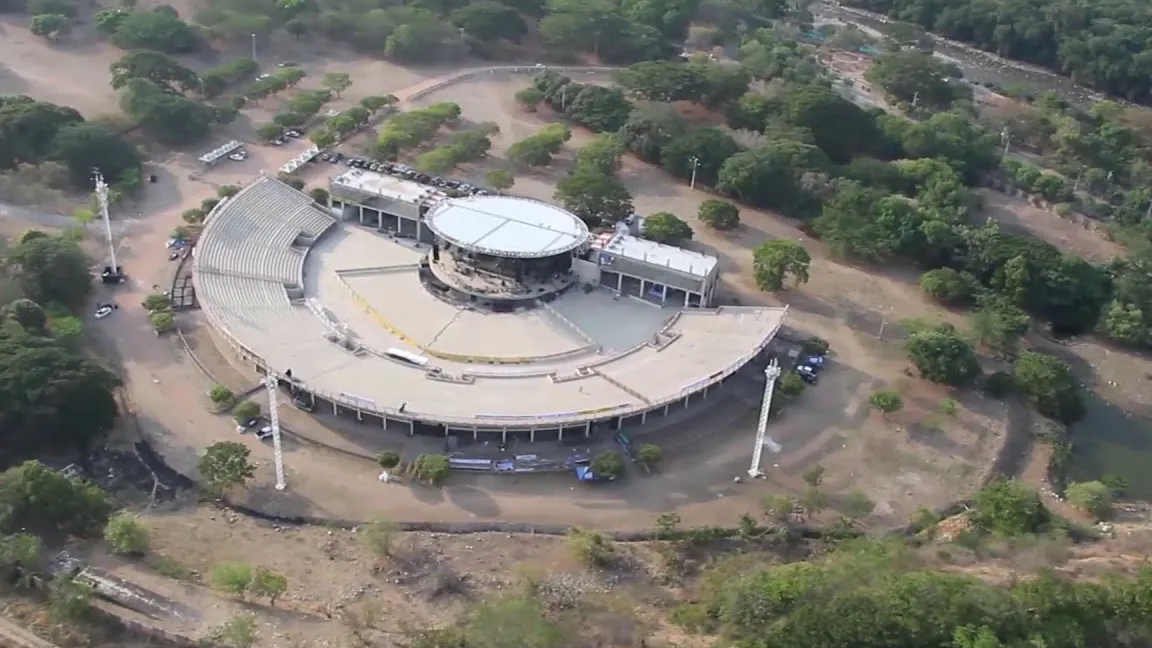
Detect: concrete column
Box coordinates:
(332, 401, 338, 415)
(558, 427, 564, 442)
(356, 408, 362, 422)
(664, 404, 670, 416)
(641, 410, 647, 424)
(501, 428, 507, 443)
(684, 394, 690, 408)
(444, 427, 449, 438)
(358, 205, 364, 225)
(585, 421, 591, 437)
(473, 427, 478, 441)
(684, 291, 691, 307)
(530, 428, 536, 443)
(640, 279, 646, 298)
(408, 420, 415, 436)
(661, 284, 668, 304)
(703, 385, 709, 399)
(382, 415, 388, 429)
(616, 273, 623, 291)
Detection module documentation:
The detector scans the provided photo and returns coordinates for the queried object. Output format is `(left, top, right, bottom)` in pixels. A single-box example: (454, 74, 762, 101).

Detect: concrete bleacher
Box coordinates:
(196, 177, 336, 284)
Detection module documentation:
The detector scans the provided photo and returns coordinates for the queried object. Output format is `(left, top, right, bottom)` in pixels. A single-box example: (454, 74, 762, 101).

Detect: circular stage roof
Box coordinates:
(425, 196, 589, 259)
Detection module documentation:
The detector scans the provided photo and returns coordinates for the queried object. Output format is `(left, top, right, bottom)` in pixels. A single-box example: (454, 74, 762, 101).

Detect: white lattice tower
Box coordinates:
(265, 372, 287, 491)
(94, 171, 118, 273)
(748, 359, 782, 478)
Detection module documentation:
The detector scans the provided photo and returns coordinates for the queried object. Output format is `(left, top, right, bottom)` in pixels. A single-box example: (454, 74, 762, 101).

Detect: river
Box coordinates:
(813, 2, 1103, 107)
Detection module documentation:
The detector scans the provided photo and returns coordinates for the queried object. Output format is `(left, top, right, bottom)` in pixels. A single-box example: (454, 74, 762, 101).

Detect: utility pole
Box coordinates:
(911, 91, 919, 109)
(251, 33, 257, 61)
(1145, 199, 1152, 221)
(748, 359, 782, 478)
(689, 156, 700, 190)
(93, 171, 118, 275)
(1072, 167, 1084, 193)
(1001, 127, 1011, 157)
(561, 85, 568, 111)
(264, 372, 287, 491)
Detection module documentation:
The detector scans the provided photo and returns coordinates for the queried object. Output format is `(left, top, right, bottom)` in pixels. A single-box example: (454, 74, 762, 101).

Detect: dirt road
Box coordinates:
(0, 616, 57, 648)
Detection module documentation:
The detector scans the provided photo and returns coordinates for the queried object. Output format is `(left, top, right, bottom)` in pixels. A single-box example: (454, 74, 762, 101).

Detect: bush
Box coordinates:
(636, 443, 662, 466)
(362, 517, 399, 558)
(233, 400, 260, 424)
(142, 293, 171, 311)
(209, 385, 234, 406)
(566, 527, 614, 566)
(800, 336, 830, 356)
(778, 372, 807, 398)
(104, 514, 149, 556)
(698, 199, 740, 230)
(149, 311, 174, 332)
(217, 185, 240, 198)
(868, 390, 903, 415)
(249, 567, 288, 605)
(209, 562, 253, 598)
(309, 188, 329, 204)
(1066, 481, 1112, 520)
(375, 451, 401, 469)
(409, 454, 450, 485)
(919, 268, 976, 305)
(971, 478, 1050, 536)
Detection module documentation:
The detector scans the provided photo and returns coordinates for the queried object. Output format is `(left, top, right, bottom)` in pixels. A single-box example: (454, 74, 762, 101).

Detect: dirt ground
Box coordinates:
(979, 190, 1124, 263)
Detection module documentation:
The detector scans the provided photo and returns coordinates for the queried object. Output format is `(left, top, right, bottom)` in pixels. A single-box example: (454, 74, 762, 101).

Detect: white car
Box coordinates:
(228, 152, 247, 161)
(257, 426, 275, 440)
(94, 305, 114, 319)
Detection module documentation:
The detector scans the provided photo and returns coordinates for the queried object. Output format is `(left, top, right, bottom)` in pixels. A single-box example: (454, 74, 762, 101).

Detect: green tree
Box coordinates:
(142, 293, 172, 311)
(969, 301, 1030, 356)
(30, 13, 71, 40)
(149, 311, 175, 332)
(567, 527, 615, 566)
(590, 450, 625, 480)
(49, 575, 92, 622)
(868, 390, 903, 416)
(51, 121, 141, 185)
(463, 596, 563, 648)
(717, 138, 830, 215)
(249, 567, 288, 605)
(905, 324, 981, 386)
(110, 9, 201, 53)
(321, 72, 352, 98)
(642, 212, 693, 244)
(865, 50, 968, 110)
(0, 461, 113, 535)
(3, 231, 92, 311)
(451, 0, 528, 41)
(554, 167, 634, 225)
(971, 478, 1049, 536)
(198, 442, 256, 494)
(636, 443, 662, 466)
(120, 78, 214, 145)
(752, 239, 811, 291)
(1012, 351, 1085, 423)
(566, 85, 633, 133)
(410, 454, 450, 486)
(514, 87, 546, 111)
(661, 127, 740, 187)
(762, 494, 794, 524)
(209, 562, 253, 598)
(360, 95, 397, 112)
(110, 51, 199, 94)
(0, 534, 43, 585)
(919, 268, 976, 305)
(1, 299, 48, 334)
(575, 133, 625, 175)
(698, 199, 740, 230)
(486, 169, 514, 192)
(618, 102, 687, 162)
(777, 85, 878, 164)
(1065, 481, 1112, 521)
(104, 514, 149, 556)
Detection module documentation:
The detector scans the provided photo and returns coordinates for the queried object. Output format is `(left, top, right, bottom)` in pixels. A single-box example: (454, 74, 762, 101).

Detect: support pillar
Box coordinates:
(661, 284, 668, 304)
(501, 428, 508, 444)
(616, 273, 623, 291)
(585, 421, 591, 437)
(703, 385, 709, 399)
(530, 428, 536, 443)
(408, 420, 415, 436)
(748, 359, 782, 478)
(332, 401, 338, 415)
(357, 409, 363, 422)
(558, 427, 564, 442)
(664, 404, 670, 416)
(641, 410, 647, 424)
(684, 291, 691, 307)
(358, 205, 364, 225)
(473, 427, 478, 441)
(382, 415, 388, 429)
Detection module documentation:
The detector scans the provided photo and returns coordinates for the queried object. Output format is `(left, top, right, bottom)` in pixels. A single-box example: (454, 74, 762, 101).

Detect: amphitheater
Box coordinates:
(193, 177, 787, 440)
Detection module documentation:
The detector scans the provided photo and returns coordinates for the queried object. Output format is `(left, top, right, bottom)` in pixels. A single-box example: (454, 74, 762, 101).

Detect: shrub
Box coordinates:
(567, 527, 614, 566)
(104, 514, 149, 556)
(636, 443, 662, 466)
(209, 385, 234, 406)
(868, 390, 903, 415)
(142, 293, 171, 311)
(1066, 481, 1112, 520)
(375, 451, 401, 469)
(149, 311, 174, 331)
(698, 199, 740, 230)
(362, 517, 398, 557)
(209, 562, 253, 598)
(800, 336, 830, 356)
(233, 400, 260, 424)
(590, 450, 625, 479)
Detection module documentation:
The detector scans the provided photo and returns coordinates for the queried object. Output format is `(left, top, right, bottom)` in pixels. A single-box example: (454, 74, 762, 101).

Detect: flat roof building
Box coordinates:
(579, 227, 721, 308)
(425, 195, 589, 258)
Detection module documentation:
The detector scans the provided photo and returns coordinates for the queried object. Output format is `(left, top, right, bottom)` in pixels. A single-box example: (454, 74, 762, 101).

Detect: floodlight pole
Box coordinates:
(689, 156, 700, 189)
(264, 372, 287, 491)
(94, 171, 118, 274)
(251, 33, 257, 61)
(748, 359, 782, 478)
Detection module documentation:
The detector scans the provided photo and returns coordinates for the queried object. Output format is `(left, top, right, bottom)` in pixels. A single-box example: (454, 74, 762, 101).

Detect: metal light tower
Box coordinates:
(748, 359, 782, 478)
(689, 156, 700, 190)
(264, 372, 287, 491)
(94, 171, 118, 274)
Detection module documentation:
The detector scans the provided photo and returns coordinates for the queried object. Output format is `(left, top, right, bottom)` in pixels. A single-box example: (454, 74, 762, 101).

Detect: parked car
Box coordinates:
(796, 365, 819, 385)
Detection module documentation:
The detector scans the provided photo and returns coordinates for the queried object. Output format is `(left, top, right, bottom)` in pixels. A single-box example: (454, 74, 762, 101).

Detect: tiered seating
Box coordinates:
(197, 272, 290, 309)
(196, 177, 335, 285)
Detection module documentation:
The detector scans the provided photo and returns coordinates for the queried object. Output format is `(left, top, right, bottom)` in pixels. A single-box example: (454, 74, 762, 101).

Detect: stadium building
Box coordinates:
(193, 174, 785, 442)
